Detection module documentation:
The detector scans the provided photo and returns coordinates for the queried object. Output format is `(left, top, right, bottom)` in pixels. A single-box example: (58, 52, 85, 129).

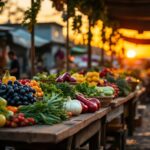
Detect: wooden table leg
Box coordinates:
(89, 125, 101, 150)
(73, 120, 101, 150)
(65, 137, 73, 150)
(101, 117, 106, 150)
(128, 100, 136, 136)
(0, 142, 5, 150)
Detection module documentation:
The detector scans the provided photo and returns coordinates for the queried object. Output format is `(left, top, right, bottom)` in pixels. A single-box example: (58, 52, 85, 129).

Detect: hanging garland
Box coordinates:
(0, 1, 4, 7)
(51, 0, 107, 31)
(0, 0, 6, 12)
(22, 0, 108, 33)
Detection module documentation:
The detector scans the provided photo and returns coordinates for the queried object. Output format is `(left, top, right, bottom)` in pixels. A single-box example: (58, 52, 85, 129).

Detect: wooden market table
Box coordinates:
(0, 108, 110, 150)
(101, 88, 145, 149)
(0, 88, 145, 150)
(124, 88, 146, 136)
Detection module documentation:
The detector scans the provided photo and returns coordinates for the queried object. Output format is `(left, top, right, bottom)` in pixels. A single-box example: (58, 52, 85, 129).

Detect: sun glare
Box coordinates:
(126, 49, 136, 58)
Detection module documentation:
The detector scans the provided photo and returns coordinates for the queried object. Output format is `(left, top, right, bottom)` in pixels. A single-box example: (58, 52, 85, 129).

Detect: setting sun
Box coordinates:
(126, 49, 136, 58)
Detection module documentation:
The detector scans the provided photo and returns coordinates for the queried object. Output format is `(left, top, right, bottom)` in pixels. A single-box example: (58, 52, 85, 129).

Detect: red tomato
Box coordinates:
(24, 119, 29, 125)
(18, 113, 25, 117)
(13, 118, 19, 123)
(18, 116, 25, 122)
(27, 118, 35, 125)
(20, 121, 26, 127)
(5, 120, 11, 126)
(25, 79, 30, 83)
(10, 122, 17, 128)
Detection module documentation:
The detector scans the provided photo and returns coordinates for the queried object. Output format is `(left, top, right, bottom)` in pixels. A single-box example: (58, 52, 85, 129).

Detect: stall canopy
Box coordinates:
(10, 29, 49, 48)
(106, 0, 150, 31)
(71, 46, 87, 54)
(0, 26, 14, 31)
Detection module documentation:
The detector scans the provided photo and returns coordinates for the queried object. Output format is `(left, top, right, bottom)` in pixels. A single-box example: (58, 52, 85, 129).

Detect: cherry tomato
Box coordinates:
(27, 118, 35, 125)
(24, 119, 29, 125)
(13, 118, 19, 123)
(18, 113, 25, 117)
(10, 122, 17, 128)
(5, 120, 11, 127)
(20, 121, 26, 127)
(18, 116, 25, 122)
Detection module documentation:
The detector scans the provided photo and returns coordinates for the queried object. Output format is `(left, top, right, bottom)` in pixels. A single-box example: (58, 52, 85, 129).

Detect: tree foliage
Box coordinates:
(22, 0, 108, 32)
(23, 0, 42, 31)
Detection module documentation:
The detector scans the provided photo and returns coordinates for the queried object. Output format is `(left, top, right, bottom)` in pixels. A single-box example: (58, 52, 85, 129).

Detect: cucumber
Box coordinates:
(104, 90, 114, 96)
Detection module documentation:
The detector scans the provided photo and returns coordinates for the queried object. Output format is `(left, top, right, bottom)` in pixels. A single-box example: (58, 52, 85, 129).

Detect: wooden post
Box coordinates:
(101, 25, 105, 66)
(66, 0, 70, 71)
(31, 0, 35, 77)
(88, 17, 92, 69)
(109, 29, 115, 67)
(110, 48, 114, 67)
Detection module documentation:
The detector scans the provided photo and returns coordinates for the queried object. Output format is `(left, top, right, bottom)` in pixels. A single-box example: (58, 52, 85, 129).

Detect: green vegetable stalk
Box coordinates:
(19, 93, 68, 125)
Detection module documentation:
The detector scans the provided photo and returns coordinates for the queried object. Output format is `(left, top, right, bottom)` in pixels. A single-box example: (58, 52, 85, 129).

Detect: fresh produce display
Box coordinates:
(88, 98, 101, 109)
(0, 81, 36, 106)
(85, 72, 101, 86)
(106, 74, 131, 96)
(33, 72, 56, 83)
(63, 96, 82, 116)
(19, 93, 68, 125)
(0, 68, 140, 128)
(0, 114, 6, 127)
(75, 82, 101, 97)
(56, 82, 76, 98)
(19, 79, 30, 85)
(26, 80, 44, 97)
(5, 113, 36, 128)
(56, 72, 76, 83)
(126, 76, 140, 83)
(80, 101, 88, 113)
(39, 82, 61, 96)
(100, 68, 113, 78)
(0, 98, 14, 127)
(104, 83, 119, 97)
(75, 83, 114, 97)
(71, 73, 86, 83)
(2, 71, 16, 84)
(96, 86, 114, 97)
(6, 106, 18, 113)
(0, 97, 7, 106)
(76, 94, 99, 113)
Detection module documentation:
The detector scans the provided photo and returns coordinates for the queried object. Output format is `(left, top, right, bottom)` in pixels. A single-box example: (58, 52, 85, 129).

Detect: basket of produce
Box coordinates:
(33, 73, 56, 84)
(96, 96, 114, 107)
(128, 81, 139, 91)
(95, 86, 116, 107)
(126, 77, 140, 91)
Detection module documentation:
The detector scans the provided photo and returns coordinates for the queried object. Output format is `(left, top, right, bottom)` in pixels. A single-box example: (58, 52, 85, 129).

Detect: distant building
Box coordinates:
(0, 22, 66, 75)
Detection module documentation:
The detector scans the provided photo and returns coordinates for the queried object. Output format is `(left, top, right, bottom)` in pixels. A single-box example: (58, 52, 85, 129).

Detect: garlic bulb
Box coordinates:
(64, 97, 82, 116)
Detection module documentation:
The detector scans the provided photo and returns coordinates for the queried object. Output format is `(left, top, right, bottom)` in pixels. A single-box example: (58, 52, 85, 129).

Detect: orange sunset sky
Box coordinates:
(0, 0, 150, 59)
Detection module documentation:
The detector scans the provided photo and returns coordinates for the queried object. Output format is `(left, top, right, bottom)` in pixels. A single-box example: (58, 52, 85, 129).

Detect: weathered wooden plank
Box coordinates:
(73, 120, 101, 150)
(132, 88, 146, 103)
(106, 105, 124, 122)
(0, 108, 109, 144)
(111, 92, 136, 107)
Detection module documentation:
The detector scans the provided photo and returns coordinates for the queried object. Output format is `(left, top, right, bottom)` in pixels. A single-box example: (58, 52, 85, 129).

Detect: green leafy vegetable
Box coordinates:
(56, 82, 75, 98)
(75, 82, 101, 97)
(19, 93, 68, 125)
(106, 74, 131, 96)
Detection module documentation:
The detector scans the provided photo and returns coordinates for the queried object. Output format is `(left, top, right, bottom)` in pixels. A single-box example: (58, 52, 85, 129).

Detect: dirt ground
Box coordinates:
(126, 104, 150, 150)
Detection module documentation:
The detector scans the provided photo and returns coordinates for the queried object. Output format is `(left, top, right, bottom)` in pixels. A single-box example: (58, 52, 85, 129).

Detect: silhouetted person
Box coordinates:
(8, 51, 20, 79)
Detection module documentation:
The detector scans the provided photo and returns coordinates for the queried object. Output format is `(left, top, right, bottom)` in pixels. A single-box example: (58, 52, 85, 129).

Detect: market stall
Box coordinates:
(0, 68, 145, 150)
(0, 88, 145, 150)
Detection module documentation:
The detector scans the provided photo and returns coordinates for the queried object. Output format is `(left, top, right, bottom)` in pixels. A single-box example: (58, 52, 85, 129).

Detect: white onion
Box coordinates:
(64, 97, 82, 116)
